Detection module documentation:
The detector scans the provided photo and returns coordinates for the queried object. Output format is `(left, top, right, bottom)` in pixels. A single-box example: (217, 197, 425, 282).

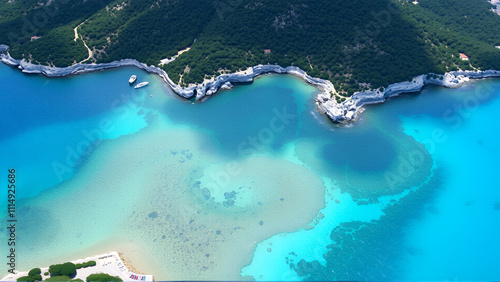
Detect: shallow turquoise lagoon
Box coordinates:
(1, 63, 499, 280)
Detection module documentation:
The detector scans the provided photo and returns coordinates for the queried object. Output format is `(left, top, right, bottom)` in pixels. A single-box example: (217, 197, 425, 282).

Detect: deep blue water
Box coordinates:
(1, 62, 499, 280)
(1, 65, 152, 197)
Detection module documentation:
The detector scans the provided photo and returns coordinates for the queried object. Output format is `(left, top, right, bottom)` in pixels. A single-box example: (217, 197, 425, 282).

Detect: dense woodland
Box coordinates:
(1, 0, 499, 95)
(0, 0, 112, 65)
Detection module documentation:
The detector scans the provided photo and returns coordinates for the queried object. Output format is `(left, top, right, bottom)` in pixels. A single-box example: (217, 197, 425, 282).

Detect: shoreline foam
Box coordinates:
(1, 52, 499, 124)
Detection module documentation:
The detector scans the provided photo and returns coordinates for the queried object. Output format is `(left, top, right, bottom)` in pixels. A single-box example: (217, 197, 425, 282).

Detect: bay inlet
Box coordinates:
(0, 63, 499, 280)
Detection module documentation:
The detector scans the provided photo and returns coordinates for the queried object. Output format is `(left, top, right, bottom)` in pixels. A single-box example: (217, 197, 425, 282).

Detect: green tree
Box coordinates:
(17, 274, 42, 282)
(28, 268, 41, 277)
(49, 262, 77, 277)
(45, 275, 72, 282)
(86, 273, 123, 282)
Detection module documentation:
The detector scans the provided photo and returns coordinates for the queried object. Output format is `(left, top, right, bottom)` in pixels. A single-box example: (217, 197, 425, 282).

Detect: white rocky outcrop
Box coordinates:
(2, 51, 499, 124)
(220, 82, 233, 90)
(1, 52, 335, 101)
(0, 44, 8, 53)
(190, 65, 334, 101)
(0, 53, 195, 99)
(317, 70, 500, 123)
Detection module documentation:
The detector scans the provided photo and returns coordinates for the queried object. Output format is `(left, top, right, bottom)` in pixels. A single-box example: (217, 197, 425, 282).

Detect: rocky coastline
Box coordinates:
(0, 52, 334, 101)
(2, 51, 499, 124)
(316, 70, 500, 123)
(0, 52, 195, 99)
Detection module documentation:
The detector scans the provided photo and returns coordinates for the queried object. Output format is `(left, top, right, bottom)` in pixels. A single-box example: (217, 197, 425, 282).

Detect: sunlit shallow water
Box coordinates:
(0, 63, 499, 280)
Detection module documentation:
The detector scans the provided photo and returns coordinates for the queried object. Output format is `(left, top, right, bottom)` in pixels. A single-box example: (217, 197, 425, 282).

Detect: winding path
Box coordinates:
(74, 22, 93, 63)
(159, 46, 191, 65)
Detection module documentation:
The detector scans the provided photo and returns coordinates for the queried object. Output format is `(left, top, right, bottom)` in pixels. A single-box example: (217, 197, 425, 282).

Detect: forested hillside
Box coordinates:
(0, 0, 113, 66)
(1, 0, 499, 95)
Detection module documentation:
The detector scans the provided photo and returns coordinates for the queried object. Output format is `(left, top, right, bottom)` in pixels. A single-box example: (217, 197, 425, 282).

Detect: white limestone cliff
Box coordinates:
(2, 51, 499, 124)
(316, 70, 500, 123)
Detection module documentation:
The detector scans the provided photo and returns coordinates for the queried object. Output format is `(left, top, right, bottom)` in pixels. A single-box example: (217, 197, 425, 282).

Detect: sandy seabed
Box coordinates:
(13, 114, 325, 280)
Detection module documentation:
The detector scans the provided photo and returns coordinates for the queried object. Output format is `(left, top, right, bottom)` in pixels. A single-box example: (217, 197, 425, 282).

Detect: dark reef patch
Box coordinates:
(291, 169, 444, 280)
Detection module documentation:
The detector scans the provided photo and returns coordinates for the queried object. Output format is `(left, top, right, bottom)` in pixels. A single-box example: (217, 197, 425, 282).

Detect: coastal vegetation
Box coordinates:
(0, 0, 112, 66)
(86, 273, 122, 282)
(1, 0, 499, 94)
(13, 261, 113, 282)
(28, 268, 41, 277)
(44, 275, 81, 281)
(16, 274, 42, 281)
(48, 262, 76, 277)
(75, 261, 96, 269)
(16, 268, 42, 281)
(9, 25, 88, 67)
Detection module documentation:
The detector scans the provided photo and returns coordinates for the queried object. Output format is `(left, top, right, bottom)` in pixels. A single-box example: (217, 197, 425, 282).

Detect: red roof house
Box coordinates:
(264, 49, 271, 54)
(459, 53, 469, 60)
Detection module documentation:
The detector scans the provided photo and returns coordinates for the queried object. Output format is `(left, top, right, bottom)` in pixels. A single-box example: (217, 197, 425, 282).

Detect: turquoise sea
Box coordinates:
(1, 62, 499, 280)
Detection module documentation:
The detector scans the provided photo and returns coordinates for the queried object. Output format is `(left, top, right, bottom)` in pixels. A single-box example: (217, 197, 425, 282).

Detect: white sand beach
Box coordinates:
(0, 252, 153, 282)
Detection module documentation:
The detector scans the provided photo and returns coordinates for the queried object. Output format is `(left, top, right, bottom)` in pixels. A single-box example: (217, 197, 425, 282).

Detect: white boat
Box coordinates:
(129, 75, 137, 84)
(134, 81, 149, 89)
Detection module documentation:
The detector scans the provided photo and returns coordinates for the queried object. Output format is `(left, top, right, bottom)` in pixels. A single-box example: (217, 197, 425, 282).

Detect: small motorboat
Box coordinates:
(129, 75, 137, 84)
(134, 81, 149, 89)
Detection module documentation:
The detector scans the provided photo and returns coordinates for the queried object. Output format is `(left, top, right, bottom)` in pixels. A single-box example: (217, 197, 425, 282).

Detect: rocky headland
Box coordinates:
(316, 70, 500, 123)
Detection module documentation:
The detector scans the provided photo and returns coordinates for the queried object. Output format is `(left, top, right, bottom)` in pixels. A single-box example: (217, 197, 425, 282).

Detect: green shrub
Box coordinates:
(86, 273, 123, 282)
(49, 262, 77, 277)
(45, 275, 72, 281)
(28, 268, 41, 276)
(44, 272, 49, 276)
(76, 261, 96, 269)
(17, 273, 42, 281)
